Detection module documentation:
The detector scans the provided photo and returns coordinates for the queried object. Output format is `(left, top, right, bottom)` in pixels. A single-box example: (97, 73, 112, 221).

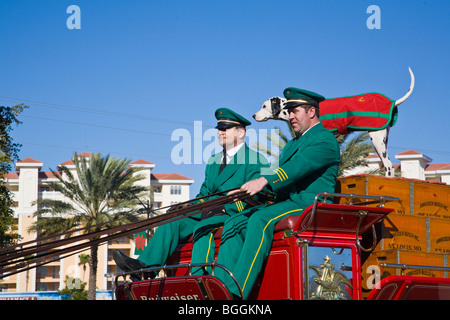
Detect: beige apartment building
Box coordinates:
(0, 153, 193, 295)
(344, 149, 450, 184)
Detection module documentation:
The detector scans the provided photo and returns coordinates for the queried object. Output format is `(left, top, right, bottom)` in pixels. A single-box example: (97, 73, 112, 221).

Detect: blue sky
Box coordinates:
(1, 0, 449, 197)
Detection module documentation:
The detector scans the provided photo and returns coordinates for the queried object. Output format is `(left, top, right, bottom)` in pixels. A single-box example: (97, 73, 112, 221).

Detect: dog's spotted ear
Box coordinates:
(269, 97, 288, 115)
(278, 109, 289, 121)
(270, 97, 282, 115)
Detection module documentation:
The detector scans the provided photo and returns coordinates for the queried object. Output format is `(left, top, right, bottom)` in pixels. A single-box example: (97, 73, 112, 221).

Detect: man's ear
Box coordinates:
(238, 127, 246, 140)
(307, 106, 316, 119)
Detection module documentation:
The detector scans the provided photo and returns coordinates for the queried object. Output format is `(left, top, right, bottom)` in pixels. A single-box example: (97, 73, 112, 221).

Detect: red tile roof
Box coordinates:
(3, 172, 18, 179)
(425, 163, 450, 171)
(3, 171, 59, 179)
(59, 154, 157, 167)
(77, 152, 91, 157)
(395, 149, 423, 156)
(151, 173, 193, 181)
(366, 153, 380, 159)
(131, 159, 155, 165)
(58, 159, 74, 166)
(39, 171, 59, 179)
(17, 157, 43, 164)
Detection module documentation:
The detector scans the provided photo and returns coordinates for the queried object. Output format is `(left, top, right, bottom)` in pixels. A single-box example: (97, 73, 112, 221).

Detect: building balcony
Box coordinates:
(153, 192, 163, 202)
(38, 191, 64, 201)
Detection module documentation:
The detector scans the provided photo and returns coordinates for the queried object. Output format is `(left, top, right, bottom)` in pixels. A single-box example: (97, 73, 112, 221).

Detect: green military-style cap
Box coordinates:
(215, 108, 251, 130)
(283, 87, 325, 109)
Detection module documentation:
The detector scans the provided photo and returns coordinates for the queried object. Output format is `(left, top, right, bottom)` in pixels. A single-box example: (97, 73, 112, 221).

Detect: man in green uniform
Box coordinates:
(215, 88, 341, 299)
(113, 108, 268, 278)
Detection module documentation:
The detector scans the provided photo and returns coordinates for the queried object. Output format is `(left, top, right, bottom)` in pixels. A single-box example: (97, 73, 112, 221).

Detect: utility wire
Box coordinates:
(21, 114, 174, 138)
(0, 95, 215, 128)
(3, 96, 449, 159)
(18, 141, 171, 161)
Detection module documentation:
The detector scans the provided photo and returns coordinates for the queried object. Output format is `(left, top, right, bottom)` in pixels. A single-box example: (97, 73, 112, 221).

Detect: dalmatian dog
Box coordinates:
(253, 68, 415, 177)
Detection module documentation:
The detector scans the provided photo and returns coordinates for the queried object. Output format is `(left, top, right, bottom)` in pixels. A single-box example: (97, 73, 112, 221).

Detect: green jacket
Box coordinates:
(264, 122, 340, 208)
(194, 143, 269, 214)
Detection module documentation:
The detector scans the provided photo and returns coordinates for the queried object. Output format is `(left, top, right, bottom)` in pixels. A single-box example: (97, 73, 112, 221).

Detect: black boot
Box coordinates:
(113, 250, 150, 281)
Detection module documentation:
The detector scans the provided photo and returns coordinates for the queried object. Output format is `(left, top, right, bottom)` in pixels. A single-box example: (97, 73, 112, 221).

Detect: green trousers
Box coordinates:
(137, 213, 230, 270)
(214, 200, 304, 299)
(137, 214, 199, 267)
(190, 215, 230, 275)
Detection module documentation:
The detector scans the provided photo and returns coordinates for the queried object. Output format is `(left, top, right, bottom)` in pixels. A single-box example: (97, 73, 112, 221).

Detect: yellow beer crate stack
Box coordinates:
(336, 175, 450, 295)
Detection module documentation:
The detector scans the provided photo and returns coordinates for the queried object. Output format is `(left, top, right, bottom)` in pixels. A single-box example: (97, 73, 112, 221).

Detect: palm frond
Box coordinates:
(338, 132, 375, 176)
(31, 152, 148, 235)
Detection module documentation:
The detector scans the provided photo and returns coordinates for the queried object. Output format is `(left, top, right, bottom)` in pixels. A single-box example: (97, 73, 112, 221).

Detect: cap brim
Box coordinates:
(216, 122, 238, 130)
(284, 101, 303, 109)
(283, 100, 319, 109)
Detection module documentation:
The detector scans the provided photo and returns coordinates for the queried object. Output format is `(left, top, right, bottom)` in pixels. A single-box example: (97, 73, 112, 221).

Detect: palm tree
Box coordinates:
(252, 126, 290, 161)
(78, 253, 90, 283)
(29, 152, 148, 300)
(336, 132, 382, 176)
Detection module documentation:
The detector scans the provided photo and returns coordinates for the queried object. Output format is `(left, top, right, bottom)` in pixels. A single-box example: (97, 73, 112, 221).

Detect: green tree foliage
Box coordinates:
(336, 132, 380, 176)
(0, 104, 27, 248)
(58, 276, 88, 300)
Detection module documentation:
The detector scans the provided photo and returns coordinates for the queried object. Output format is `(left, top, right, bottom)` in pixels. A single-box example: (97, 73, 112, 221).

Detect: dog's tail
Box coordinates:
(394, 67, 415, 106)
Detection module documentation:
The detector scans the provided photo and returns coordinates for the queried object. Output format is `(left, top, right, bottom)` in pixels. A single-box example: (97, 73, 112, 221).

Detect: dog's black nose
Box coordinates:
(252, 114, 256, 119)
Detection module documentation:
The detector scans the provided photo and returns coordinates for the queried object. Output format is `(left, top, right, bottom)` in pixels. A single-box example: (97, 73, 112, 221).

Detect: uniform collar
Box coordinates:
(301, 121, 320, 136)
(223, 141, 244, 162)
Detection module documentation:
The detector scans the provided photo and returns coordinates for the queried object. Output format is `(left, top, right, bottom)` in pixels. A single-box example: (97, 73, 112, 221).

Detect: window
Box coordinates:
(304, 246, 353, 300)
(37, 266, 48, 278)
(8, 185, 18, 192)
(170, 186, 182, 195)
(51, 266, 59, 278)
(37, 266, 60, 279)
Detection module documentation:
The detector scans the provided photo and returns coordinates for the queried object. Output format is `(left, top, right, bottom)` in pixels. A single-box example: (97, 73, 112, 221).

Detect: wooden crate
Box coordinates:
(336, 175, 367, 195)
(372, 250, 446, 278)
(377, 214, 428, 253)
(430, 218, 450, 254)
(337, 175, 411, 215)
(362, 250, 448, 295)
(337, 175, 449, 218)
(363, 210, 450, 257)
(414, 182, 450, 219)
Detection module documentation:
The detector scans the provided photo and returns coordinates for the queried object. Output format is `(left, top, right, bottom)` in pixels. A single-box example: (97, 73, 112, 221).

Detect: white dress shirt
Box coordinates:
(222, 142, 244, 164)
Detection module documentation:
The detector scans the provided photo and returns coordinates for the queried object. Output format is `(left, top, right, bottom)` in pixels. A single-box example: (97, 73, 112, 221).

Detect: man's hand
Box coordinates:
(240, 177, 268, 196)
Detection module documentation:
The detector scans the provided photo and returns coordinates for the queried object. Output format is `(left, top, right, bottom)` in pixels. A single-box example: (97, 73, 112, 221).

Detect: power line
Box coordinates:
(5, 96, 449, 159)
(18, 141, 171, 161)
(20, 114, 209, 141)
(21, 114, 173, 138)
(0, 95, 215, 128)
